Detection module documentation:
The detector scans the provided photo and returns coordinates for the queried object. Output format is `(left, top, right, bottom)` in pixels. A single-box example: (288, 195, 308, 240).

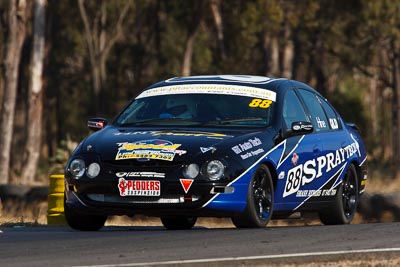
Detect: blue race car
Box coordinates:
(64, 75, 367, 230)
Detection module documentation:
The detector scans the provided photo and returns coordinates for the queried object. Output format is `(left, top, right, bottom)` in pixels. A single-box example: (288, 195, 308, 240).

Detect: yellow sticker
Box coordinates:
(249, 98, 272, 108)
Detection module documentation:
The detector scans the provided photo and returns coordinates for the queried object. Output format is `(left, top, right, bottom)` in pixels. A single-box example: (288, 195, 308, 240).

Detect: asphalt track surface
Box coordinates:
(0, 222, 399, 267)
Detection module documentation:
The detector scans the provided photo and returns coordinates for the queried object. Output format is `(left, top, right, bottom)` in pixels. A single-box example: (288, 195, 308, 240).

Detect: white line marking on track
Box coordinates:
(70, 247, 400, 267)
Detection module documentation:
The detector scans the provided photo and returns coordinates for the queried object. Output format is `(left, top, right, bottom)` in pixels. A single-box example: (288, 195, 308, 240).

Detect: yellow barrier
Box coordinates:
(47, 174, 66, 226)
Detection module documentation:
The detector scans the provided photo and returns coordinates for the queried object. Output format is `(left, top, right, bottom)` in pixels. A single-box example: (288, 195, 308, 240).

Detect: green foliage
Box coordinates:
(1, 0, 399, 175)
(328, 78, 369, 147)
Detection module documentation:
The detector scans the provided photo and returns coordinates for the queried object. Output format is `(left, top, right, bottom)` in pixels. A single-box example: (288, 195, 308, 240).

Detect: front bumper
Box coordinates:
(64, 180, 241, 217)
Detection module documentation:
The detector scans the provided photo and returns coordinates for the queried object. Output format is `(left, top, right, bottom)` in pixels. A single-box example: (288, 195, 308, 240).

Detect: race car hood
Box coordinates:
(77, 126, 272, 163)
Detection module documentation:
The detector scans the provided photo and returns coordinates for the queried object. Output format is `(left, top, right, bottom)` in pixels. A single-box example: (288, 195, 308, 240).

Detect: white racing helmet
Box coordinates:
(164, 96, 196, 118)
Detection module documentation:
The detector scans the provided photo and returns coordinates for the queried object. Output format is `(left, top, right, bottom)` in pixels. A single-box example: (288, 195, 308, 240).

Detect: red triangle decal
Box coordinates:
(180, 179, 194, 194)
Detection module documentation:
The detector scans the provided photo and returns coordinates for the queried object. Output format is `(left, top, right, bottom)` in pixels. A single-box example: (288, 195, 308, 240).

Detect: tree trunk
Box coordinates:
(209, 0, 225, 60)
(368, 70, 379, 149)
(181, 1, 204, 77)
(0, 0, 27, 185)
(182, 35, 196, 77)
(262, 31, 271, 76)
(270, 37, 280, 76)
(314, 37, 326, 95)
(78, 0, 130, 114)
(391, 41, 400, 175)
(21, 0, 46, 185)
(291, 28, 301, 81)
(278, 23, 293, 78)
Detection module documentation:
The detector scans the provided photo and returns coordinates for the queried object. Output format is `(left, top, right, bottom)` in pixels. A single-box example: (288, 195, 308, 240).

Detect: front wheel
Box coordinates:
(64, 194, 107, 231)
(161, 216, 197, 230)
(231, 165, 274, 228)
(319, 164, 359, 225)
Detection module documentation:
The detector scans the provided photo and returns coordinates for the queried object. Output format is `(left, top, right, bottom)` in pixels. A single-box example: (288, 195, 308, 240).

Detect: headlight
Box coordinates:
(87, 162, 101, 178)
(205, 160, 225, 180)
(183, 163, 199, 179)
(69, 159, 85, 179)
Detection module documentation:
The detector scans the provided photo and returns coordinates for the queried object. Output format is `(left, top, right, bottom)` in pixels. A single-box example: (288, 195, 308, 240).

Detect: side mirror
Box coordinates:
(291, 121, 313, 134)
(88, 117, 108, 131)
(278, 121, 314, 143)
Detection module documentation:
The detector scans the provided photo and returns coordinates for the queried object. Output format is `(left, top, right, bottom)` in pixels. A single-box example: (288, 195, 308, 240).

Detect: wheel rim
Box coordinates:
(342, 167, 357, 218)
(252, 169, 272, 220)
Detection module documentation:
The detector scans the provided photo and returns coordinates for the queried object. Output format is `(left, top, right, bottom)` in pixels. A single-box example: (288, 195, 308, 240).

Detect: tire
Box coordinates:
(161, 216, 197, 230)
(64, 194, 107, 231)
(231, 165, 274, 228)
(319, 164, 359, 225)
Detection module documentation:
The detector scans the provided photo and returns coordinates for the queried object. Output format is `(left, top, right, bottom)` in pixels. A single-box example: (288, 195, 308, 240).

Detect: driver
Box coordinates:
(160, 96, 196, 119)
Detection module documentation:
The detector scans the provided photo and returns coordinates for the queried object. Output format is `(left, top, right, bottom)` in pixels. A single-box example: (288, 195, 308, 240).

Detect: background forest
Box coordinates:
(0, 0, 399, 186)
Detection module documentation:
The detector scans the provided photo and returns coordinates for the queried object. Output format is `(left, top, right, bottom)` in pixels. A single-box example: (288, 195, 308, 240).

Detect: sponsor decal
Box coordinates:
(296, 189, 337, 198)
(291, 153, 299, 165)
(283, 141, 360, 198)
(115, 139, 186, 161)
(293, 125, 301, 131)
(180, 179, 194, 194)
(293, 123, 313, 131)
(329, 118, 339, 129)
(118, 178, 160, 196)
(248, 98, 273, 109)
(200, 147, 216, 153)
(88, 120, 104, 129)
(239, 148, 264, 160)
(135, 84, 277, 101)
(114, 130, 229, 139)
(116, 172, 165, 178)
(316, 117, 327, 128)
(231, 137, 263, 160)
(278, 171, 285, 180)
(231, 137, 262, 154)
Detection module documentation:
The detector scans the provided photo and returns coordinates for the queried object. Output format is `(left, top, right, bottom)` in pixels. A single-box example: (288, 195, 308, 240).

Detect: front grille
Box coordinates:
(102, 160, 183, 172)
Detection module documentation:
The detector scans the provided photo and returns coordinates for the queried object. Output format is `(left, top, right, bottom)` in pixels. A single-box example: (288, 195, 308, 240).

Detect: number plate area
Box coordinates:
(118, 178, 161, 197)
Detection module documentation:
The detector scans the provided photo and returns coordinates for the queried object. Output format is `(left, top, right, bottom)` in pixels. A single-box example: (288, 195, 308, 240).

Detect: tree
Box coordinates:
(346, 0, 400, 172)
(0, 0, 27, 185)
(21, 0, 46, 185)
(77, 0, 130, 114)
(181, 0, 205, 76)
(209, 0, 225, 60)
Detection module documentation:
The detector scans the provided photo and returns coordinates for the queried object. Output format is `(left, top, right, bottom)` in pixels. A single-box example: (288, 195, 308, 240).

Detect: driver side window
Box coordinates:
(283, 90, 309, 129)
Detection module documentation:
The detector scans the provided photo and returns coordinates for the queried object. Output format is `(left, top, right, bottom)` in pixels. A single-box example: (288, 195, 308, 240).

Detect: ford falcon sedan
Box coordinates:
(64, 75, 367, 230)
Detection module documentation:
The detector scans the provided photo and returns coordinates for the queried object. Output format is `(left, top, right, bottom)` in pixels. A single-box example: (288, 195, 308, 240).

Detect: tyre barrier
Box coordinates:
(47, 174, 66, 226)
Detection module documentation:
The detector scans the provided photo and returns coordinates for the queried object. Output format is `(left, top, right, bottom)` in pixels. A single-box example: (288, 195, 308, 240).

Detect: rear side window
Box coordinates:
(297, 89, 329, 132)
(282, 90, 309, 129)
(317, 95, 341, 130)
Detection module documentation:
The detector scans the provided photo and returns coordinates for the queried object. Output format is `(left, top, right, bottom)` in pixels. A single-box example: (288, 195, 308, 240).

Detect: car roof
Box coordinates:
(146, 75, 284, 90)
(146, 75, 317, 93)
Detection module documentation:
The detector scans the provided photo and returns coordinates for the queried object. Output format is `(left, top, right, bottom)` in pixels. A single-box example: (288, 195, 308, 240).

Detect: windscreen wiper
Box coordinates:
(206, 117, 265, 125)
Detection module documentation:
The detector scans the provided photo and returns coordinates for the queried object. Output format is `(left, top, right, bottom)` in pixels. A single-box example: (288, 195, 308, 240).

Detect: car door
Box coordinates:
(296, 89, 351, 205)
(274, 89, 322, 211)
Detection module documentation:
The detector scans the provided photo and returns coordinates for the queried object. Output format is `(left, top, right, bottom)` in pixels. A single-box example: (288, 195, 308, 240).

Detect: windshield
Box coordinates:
(114, 93, 275, 128)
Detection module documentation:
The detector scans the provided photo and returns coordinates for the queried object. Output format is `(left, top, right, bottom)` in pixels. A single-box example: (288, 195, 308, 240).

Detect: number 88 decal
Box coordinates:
(249, 98, 272, 108)
(283, 165, 302, 197)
